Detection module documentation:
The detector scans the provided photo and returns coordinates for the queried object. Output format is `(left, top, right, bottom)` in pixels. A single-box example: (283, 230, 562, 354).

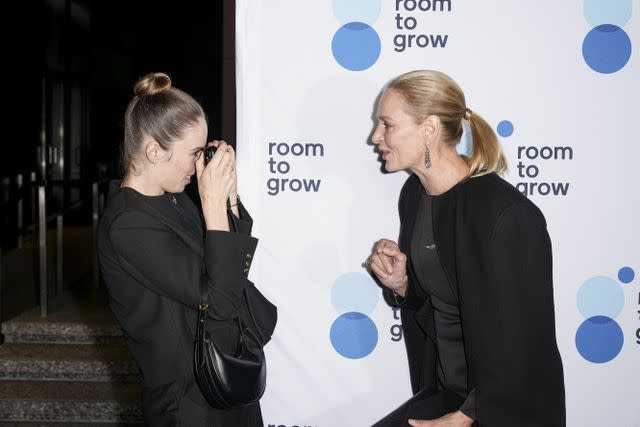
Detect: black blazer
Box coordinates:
(97, 183, 277, 388)
(384, 173, 565, 426)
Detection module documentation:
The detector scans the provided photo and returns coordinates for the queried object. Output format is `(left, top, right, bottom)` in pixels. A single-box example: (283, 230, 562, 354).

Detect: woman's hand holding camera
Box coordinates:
(367, 239, 408, 297)
(196, 140, 236, 231)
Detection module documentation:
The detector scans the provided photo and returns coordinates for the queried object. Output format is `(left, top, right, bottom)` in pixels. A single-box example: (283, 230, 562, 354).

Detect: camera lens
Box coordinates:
(204, 145, 217, 165)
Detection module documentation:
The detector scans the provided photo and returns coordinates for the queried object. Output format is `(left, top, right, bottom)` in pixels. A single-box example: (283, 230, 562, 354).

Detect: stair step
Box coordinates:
(0, 381, 143, 423)
(1, 286, 124, 345)
(0, 344, 139, 382)
(1, 322, 124, 345)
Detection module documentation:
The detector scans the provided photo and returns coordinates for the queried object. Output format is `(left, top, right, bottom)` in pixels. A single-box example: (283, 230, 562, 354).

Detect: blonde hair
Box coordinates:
(387, 70, 507, 177)
(122, 72, 205, 174)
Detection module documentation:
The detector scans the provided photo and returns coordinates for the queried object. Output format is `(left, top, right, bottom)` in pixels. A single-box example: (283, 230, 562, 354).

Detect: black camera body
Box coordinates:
(203, 145, 217, 165)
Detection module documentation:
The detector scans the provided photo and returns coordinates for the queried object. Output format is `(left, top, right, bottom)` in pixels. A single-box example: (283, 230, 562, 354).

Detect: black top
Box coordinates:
(410, 190, 476, 419)
(383, 173, 565, 426)
(97, 182, 277, 389)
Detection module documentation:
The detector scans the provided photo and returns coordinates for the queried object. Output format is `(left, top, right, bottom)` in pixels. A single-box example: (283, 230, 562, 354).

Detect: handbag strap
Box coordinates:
(197, 200, 260, 346)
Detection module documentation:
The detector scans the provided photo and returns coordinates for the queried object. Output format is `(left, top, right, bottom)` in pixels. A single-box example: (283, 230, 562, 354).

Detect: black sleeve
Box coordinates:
(461, 202, 565, 426)
(110, 209, 258, 320)
(231, 200, 253, 235)
(459, 388, 476, 420)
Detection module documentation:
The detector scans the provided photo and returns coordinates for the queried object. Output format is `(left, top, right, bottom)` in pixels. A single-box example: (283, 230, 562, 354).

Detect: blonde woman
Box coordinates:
(368, 70, 564, 427)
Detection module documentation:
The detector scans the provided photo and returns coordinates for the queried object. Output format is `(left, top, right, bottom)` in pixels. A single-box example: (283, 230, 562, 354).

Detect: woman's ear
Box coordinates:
(423, 115, 441, 144)
(143, 140, 162, 164)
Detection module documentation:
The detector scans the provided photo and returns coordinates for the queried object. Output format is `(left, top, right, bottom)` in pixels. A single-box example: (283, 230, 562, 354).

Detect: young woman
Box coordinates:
(97, 72, 276, 426)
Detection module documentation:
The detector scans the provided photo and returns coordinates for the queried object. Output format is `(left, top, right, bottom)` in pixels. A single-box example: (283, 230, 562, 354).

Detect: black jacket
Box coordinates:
(97, 184, 277, 387)
(385, 173, 565, 426)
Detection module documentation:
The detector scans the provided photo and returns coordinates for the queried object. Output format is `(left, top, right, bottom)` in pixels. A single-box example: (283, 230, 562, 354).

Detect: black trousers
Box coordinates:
(141, 377, 263, 427)
(373, 389, 466, 427)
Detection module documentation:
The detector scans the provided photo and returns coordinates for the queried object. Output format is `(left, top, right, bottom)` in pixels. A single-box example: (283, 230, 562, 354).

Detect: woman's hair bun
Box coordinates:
(134, 72, 172, 96)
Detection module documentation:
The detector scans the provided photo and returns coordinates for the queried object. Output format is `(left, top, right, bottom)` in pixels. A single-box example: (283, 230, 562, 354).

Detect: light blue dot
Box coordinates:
(582, 25, 632, 74)
(330, 312, 378, 359)
(331, 22, 381, 71)
(584, 0, 632, 28)
(577, 276, 624, 319)
(618, 266, 635, 284)
(331, 272, 379, 315)
(497, 120, 514, 137)
(333, 0, 381, 25)
(575, 316, 624, 363)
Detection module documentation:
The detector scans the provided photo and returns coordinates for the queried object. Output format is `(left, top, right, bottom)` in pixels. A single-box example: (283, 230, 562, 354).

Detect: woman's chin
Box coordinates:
(172, 183, 187, 193)
(384, 162, 399, 172)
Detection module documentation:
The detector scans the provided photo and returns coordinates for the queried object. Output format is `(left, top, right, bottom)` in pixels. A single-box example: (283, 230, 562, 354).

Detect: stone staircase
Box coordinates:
(0, 286, 144, 425)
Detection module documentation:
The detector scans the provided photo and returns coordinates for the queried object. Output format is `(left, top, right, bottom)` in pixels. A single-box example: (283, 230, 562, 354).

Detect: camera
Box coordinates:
(203, 145, 217, 165)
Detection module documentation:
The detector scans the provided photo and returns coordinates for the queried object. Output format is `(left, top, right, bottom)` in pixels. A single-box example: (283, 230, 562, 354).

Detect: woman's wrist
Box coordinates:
(203, 204, 229, 231)
(393, 278, 408, 298)
(455, 410, 474, 426)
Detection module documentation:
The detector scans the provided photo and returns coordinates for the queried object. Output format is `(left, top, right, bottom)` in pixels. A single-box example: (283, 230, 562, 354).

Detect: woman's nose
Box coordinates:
(371, 129, 382, 145)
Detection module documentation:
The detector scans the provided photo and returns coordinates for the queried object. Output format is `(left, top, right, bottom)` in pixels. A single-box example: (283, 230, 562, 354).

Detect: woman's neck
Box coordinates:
(411, 147, 470, 196)
(121, 172, 165, 196)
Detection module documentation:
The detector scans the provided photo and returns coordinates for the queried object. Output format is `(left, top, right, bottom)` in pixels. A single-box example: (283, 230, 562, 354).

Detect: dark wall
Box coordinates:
(1, 0, 232, 238)
(2, 1, 55, 178)
(90, 1, 226, 179)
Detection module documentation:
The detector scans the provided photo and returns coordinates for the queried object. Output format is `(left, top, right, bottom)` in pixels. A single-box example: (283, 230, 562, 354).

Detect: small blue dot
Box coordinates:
(497, 120, 514, 137)
(618, 266, 635, 284)
(582, 24, 632, 74)
(330, 312, 378, 359)
(577, 276, 624, 319)
(575, 316, 624, 363)
(331, 22, 381, 71)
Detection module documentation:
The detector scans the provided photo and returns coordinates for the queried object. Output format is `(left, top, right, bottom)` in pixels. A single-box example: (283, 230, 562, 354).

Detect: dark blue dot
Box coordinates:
(497, 120, 514, 137)
(582, 24, 632, 74)
(575, 316, 624, 363)
(331, 22, 381, 71)
(618, 266, 635, 284)
(330, 312, 378, 359)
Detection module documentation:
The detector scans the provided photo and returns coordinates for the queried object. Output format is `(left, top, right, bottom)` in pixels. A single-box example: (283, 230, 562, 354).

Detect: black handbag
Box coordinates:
(194, 289, 267, 409)
(193, 203, 267, 409)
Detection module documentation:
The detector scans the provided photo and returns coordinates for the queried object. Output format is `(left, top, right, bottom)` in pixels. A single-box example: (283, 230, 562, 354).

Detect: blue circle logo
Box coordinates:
(331, 22, 381, 71)
(576, 316, 624, 363)
(577, 276, 624, 319)
(497, 120, 514, 138)
(584, 0, 632, 28)
(582, 24, 632, 74)
(331, 272, 379, 315)
(575, 266, 633, 363)
(330, 312, 379, 359)
(329, 272, 380, 359)
(333, 0, 381, 25)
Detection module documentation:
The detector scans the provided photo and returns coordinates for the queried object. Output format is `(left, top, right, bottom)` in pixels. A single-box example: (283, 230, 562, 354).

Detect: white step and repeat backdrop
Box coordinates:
(235, 1, 639, 426)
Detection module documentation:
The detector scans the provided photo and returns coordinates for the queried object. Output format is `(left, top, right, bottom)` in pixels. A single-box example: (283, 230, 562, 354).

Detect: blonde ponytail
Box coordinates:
(467, 110, 507, 177)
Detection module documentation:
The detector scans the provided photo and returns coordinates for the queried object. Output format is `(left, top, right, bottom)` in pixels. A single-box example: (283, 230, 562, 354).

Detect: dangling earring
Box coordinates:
(424, 146, 432, 169)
